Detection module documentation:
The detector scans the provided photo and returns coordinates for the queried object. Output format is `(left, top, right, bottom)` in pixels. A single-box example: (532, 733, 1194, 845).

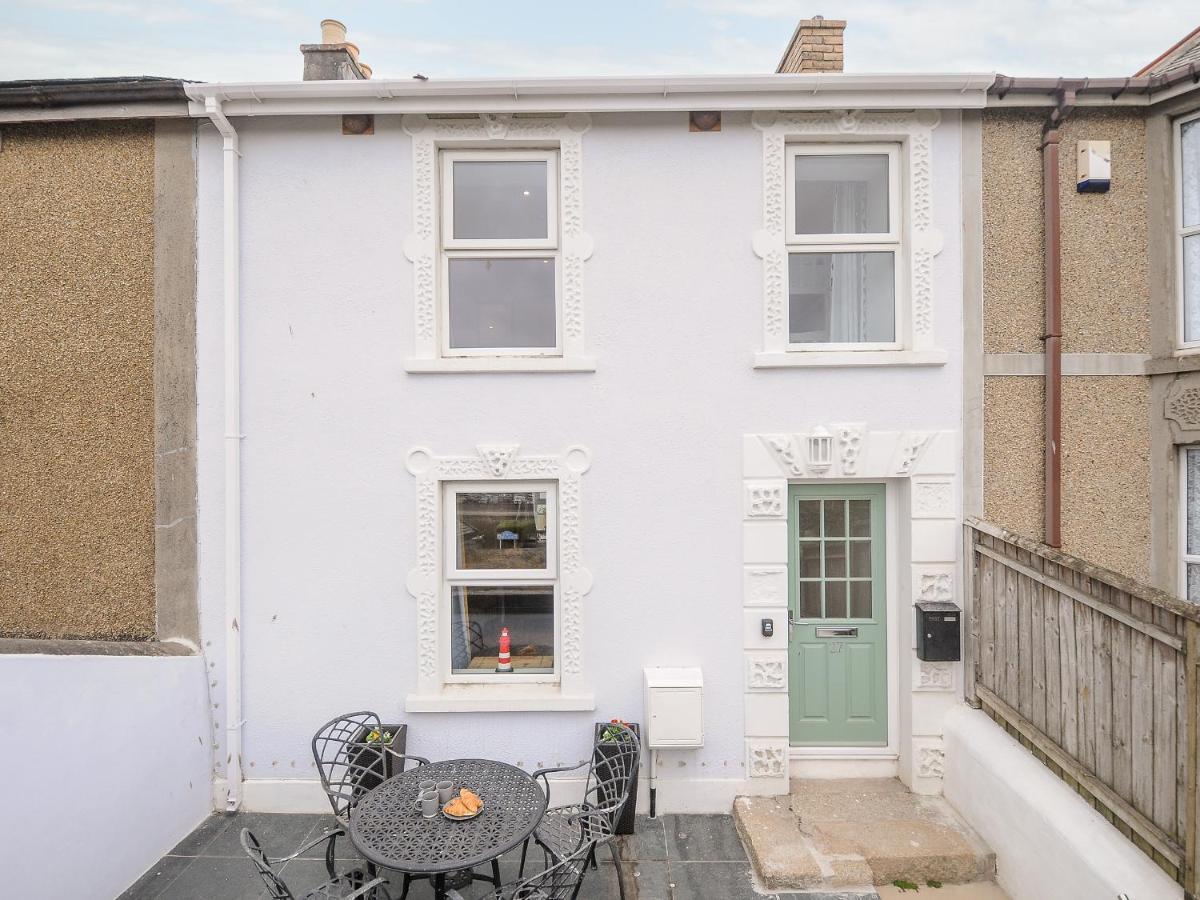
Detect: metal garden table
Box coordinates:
(349, 758, 548, 899)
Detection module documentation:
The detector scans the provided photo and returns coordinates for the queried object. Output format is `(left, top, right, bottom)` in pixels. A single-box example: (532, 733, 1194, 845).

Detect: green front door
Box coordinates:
(788, 483, 887, 746)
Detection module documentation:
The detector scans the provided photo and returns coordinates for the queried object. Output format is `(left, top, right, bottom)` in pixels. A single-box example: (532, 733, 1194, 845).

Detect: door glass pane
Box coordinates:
(788, 252, 896, 344)
(848, 499, 871, 537)
(824, 541, 847, 577)
(798, 580, 822, 618)
(799, 542, 822, 578)
(1183, 120, 1200, 229)
(450, 585, 554, 673)
(794, 153, 889, 235)
(849, 581, 872, 618)
(1185, 235, 1200, 343)
(452, 160, 549, 240)
(824, 499, 846, 536)
(447, 257, 556, 349)
(455, 490, 548, 570)
(849, 541, 871, 577)
(825, 581, 847, 618)
(797, 500, 820, 537)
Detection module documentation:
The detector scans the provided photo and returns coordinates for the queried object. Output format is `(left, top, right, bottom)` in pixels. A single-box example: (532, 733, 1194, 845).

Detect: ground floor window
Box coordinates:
(443, 482, 558, 679)
(1184, 448, 1200, 602)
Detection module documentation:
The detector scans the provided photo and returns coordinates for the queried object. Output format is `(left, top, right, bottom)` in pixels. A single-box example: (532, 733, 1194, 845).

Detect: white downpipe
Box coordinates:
(205, 96, 244, 812)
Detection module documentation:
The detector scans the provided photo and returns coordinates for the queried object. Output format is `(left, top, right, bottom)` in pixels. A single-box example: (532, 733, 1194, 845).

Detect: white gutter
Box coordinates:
(185, 72, 994, 116)
(203, 95, 245, 813)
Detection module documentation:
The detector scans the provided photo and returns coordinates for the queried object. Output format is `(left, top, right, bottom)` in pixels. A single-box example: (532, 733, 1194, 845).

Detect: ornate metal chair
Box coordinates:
(241, 828, 393, 900)
(312, 711, 430, 825)
(484, 839, 593, 900)
(518, 723, 641, 900)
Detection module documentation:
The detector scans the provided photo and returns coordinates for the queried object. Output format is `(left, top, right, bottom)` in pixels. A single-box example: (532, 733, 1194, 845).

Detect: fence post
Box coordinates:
(963, 521, 980, 707)
(1186, 619, 1200, 900)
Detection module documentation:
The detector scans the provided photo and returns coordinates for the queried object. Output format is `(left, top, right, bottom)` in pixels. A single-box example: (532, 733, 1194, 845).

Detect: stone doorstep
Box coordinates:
(734, 779, 996, 892)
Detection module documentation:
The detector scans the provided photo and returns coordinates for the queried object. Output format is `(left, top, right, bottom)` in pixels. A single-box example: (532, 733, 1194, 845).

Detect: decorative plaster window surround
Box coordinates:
(405, 444, 594, 712)
(402, 114, 596, 373)
(752, 110, 947, 369)
(1176, 111, 1200, 352)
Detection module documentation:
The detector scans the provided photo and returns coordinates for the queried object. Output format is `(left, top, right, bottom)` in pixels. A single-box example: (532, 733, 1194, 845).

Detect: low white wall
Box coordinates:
(942, 705, 1181, 900)
(0, 653, 213, 900)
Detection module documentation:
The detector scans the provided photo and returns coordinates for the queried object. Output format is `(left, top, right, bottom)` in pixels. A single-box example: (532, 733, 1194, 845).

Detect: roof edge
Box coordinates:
(0, 77, 189, 110)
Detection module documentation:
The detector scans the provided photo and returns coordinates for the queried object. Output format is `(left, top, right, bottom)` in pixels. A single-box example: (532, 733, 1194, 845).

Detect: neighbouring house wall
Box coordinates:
(943, 706, 1181, 900)
(0, 118, 199, 641)
(980, 107, 1153, 582)
(0, 652, 212, 899)
(193, 110, 966, 809)
(0, 120, 157, 639)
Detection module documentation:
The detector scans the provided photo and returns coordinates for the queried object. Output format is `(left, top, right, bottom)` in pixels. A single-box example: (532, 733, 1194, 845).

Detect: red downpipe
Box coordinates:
(1041, 89, 1073, 548)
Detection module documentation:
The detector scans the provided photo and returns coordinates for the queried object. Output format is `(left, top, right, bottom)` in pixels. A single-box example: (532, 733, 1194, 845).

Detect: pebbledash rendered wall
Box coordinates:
(194, 109, 967, 810)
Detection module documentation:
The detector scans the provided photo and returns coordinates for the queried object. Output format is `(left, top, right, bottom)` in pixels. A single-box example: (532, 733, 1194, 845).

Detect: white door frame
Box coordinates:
(741, 427, 961, 796)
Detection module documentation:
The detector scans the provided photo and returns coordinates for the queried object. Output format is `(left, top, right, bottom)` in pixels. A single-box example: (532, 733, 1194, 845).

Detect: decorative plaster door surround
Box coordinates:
(742, 428, 960, 795)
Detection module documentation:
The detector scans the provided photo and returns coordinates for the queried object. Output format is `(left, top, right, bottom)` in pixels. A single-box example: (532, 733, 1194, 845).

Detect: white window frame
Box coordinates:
(1175, 110, 1200, 353)
(404, 443, 594, 712)
(1180, 448, 1200, 603)
(442, 481, 560, 684)
(784, 144, 904, 353)
(402, 113, 596, 374)
(440, 150, 561, 358)
(751, 110, 947, 369)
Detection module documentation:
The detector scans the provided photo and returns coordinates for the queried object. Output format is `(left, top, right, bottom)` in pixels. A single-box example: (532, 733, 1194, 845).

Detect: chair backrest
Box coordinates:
(311, 711, 389, 821)
(584, 723, 641, 831)
(511, 839, 593, 899)
(240, 828, 295, 900)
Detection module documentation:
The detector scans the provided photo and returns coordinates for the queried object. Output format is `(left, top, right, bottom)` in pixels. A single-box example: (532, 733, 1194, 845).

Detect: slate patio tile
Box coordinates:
(152, 857, 266, 900)
(167, 813, 231, 857)
(202, 812, 326, 859)
(665, 814, 749, 862)
(615, 814, 668, 861)
(668, 860, 775, 899)
(117, 855, 194, 899)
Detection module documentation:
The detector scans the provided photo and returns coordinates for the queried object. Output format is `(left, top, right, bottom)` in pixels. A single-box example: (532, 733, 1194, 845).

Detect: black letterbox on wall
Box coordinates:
(916, 601, 961, 662)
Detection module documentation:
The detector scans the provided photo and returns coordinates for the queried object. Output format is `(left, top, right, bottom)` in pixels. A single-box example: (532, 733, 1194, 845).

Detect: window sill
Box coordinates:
(405, 356, 597, 374)
(406, 683, 596, 713)
(753, 349, 948, 369)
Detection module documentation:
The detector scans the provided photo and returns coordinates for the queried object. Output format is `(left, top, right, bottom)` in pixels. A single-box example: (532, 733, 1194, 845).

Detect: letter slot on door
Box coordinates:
(915, 601, 961, 662)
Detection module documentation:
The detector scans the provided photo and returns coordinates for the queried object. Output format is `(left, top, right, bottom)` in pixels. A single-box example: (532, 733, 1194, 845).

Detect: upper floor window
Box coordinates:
(786, 144, 901, 349)
(1179, 113, 1200, 348)
(440, 150, 561, 357)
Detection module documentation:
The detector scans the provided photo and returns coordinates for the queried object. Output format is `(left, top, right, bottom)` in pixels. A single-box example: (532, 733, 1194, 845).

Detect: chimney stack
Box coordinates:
(301, 18, 372, 80)
(776, 15, 845, 73)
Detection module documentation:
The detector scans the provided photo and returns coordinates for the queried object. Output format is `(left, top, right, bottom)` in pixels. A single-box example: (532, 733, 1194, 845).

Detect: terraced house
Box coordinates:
(3, 13, 1200, 900)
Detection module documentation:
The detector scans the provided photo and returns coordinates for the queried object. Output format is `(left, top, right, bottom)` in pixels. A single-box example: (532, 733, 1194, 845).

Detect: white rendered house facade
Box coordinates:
(187, 74, 990, 812)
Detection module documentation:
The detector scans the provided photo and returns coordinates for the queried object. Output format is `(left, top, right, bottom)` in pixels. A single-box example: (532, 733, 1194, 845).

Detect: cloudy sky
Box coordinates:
(2, 1, 1197, 83)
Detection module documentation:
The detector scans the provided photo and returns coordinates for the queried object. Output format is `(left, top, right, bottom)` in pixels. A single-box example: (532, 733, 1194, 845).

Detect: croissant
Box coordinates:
(459, 788, 483, 812)
(444, 797, 471, 816)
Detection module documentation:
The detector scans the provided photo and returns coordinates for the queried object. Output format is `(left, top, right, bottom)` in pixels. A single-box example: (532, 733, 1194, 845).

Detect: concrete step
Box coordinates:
(734, 778, 996, 892)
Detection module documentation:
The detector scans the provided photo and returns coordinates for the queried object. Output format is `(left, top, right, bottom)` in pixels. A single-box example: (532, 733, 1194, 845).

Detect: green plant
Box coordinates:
(364, 729, 394, 744)
(927, 880, 943, 888)
(892, 880, 920, 892)
(599, 719, 633, 742)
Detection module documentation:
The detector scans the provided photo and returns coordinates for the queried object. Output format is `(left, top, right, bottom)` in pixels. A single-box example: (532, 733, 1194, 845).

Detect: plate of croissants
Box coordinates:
(442, 787, 484, 820)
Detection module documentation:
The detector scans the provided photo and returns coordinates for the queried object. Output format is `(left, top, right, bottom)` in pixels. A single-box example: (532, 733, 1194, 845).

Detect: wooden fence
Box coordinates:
(964, 518, 1200, 895)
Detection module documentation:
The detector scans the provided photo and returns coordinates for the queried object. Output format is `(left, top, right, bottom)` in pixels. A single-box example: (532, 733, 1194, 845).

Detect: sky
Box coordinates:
(2, 1, 1197, 83)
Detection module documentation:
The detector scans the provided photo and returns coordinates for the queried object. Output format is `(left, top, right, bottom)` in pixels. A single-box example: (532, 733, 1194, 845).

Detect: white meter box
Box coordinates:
(643, 667, 704, 748)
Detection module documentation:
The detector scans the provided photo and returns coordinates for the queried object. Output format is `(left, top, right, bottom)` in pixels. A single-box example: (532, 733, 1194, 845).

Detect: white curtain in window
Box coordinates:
(828, 184, 869, 341)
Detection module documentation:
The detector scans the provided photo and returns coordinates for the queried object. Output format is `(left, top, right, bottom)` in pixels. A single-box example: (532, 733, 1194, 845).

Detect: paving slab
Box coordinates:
(733, 796, 823, 890)
(735, 778, 996, 892)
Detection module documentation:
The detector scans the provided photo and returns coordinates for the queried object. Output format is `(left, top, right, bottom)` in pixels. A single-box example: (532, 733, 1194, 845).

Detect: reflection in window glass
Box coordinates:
(453, 160, 549, 241)
(795, 496, 877, 620)
(1185, 235, 1200, 344)
(447, 257, 556, 349)
(450, 585, 554, 673)
(456, 490, 548, 570)
(788, 252, 895, 344)
(1183, 120, 1199, 230)
(794, 153, 889, 235)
